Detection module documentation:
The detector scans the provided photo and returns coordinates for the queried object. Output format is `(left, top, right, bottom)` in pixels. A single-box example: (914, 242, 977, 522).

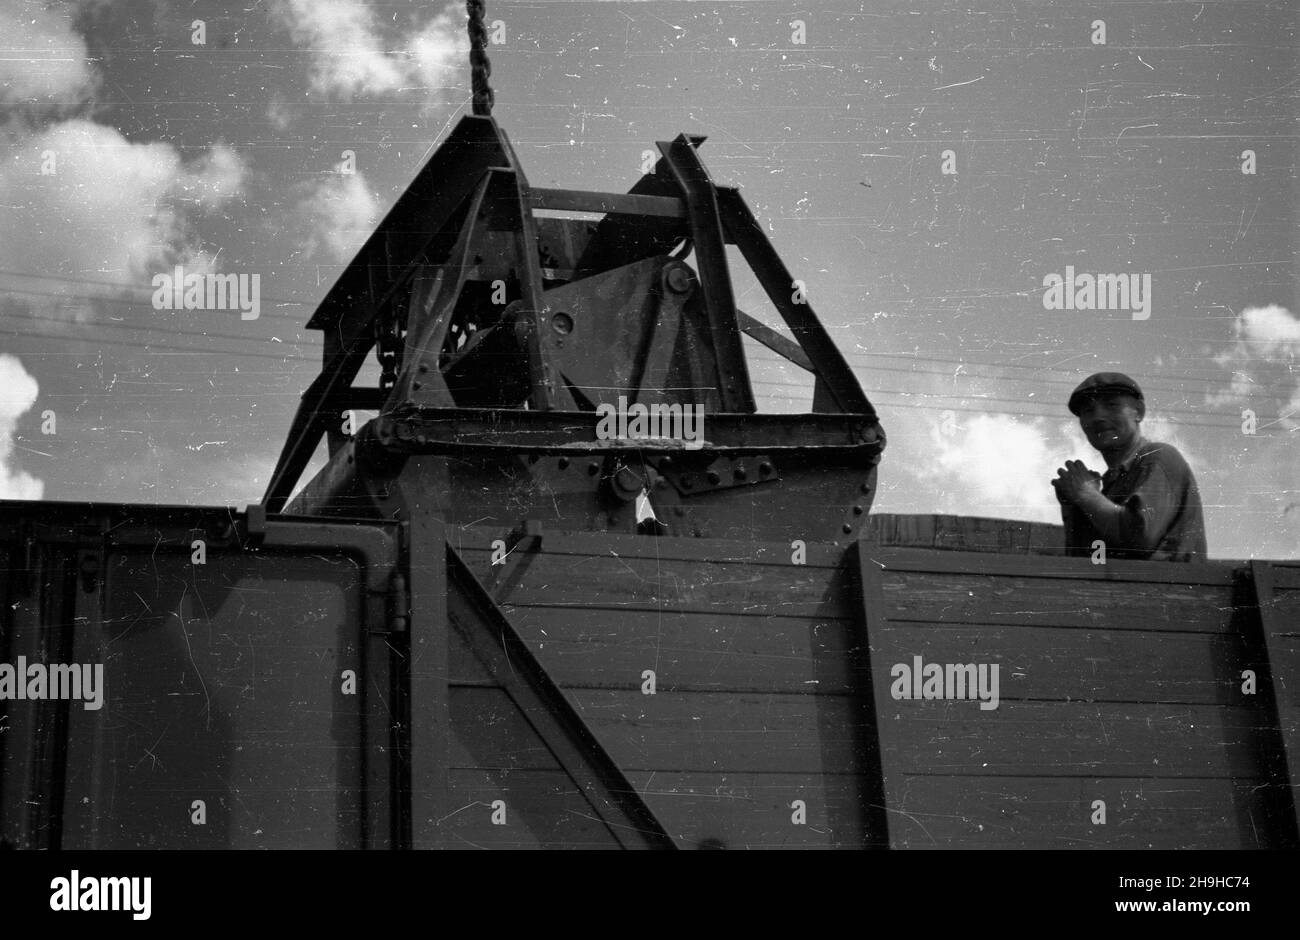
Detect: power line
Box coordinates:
(0, 326, 319, 363)
(0, 268, 313, 317)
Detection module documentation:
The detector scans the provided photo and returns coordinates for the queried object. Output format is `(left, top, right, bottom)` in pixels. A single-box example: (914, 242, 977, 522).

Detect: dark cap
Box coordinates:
(1068, 372, 1144, 415)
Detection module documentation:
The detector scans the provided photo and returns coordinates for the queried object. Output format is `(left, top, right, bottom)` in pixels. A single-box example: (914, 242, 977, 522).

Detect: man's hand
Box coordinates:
(1052, 459, 1103, 505)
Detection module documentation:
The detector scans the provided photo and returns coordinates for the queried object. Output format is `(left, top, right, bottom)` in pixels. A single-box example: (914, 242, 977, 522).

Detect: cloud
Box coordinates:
(408, 5, 468, 90)
(294, 171, 380, 261)
(0, 119, 248, 320)
(1206, 304, 1300, 431)
(276, 0, 404, 97)
(274, 0, 468, 101)
(0, 2, 96, 111)
(0, 354, 44, 500)
(916, 411, 1084, 522)
(0, 1, 249, 323)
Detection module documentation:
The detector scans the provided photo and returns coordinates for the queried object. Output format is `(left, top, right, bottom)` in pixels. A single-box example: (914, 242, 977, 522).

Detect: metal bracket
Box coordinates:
(651, 453, 781, 496)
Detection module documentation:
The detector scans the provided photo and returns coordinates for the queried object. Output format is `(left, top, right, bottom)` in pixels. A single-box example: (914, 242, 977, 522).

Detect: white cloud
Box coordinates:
(276, 0, 404, 97)
(1207, 304, 1300, 431)
(0, 354, 44, 500)
(408, 5, 467, 90)
(294, 172, 380, 261)
(0, 4, 248, 322)
(0, 2, 96, 110)
(274, 0, 467, 101)
(0, 119, 248, 320)
(917, 412, 1084, 522)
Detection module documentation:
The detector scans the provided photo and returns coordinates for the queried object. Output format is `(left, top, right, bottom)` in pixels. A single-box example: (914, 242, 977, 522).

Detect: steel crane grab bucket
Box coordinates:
(263, 115, 885, 543)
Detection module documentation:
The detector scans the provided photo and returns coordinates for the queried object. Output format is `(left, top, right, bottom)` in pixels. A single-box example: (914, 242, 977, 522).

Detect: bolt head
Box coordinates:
(666, 266, 695, 293)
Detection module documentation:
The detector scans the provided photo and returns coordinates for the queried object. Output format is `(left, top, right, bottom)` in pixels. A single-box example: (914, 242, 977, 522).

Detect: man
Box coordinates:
(1052, 372, 1207, 561)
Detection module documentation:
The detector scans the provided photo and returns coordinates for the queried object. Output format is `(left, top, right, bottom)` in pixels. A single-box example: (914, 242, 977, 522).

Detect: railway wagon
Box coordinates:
(2, 115, 1297, 849)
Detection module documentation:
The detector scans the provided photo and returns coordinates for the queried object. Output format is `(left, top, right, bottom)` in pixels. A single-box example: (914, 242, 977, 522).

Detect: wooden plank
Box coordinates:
(882, 775, 1275, 849)
(457, 549, 856, 619)
(451, 606, 863, 693)
(874, 624, 1252, 705)
(445, 547, 676, 848)
(440, 768, 623, 849)
(448, 686, 565, 771)
(1273, 565, 1300, 591)
(448, 686, 867, 775)
(865, 545, 1240, 585)
(455, 526, 848, 570)
(445, 768, 873, 849)
(866, 514, 1071, 557)
(877, 702, 1265, 778)
(1252, 562, 1300, 808)
(879, 570, 1236, 632)
(408, 516, 451, 850)
(623, 770, 871, 849)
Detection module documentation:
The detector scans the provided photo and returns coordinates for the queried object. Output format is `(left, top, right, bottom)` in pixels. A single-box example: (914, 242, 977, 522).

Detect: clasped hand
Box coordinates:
(1052, 459, 1103, 504)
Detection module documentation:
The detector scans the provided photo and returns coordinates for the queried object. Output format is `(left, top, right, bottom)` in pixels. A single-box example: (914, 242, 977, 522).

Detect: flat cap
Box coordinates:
(1068, 372, 1144, 415)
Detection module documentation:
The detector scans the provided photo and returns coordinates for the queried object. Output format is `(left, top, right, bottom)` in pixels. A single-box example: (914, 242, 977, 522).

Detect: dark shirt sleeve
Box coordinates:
(1060, 500, 1095, 556)
(1113, 460, 1181, 553)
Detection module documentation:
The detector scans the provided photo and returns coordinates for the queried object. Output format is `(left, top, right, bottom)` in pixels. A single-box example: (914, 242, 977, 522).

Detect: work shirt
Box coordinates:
(1061, 438, 1208, 562)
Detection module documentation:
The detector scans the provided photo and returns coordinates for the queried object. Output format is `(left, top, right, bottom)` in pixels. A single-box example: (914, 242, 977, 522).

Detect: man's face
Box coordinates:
(1078, 392, 1143, 454)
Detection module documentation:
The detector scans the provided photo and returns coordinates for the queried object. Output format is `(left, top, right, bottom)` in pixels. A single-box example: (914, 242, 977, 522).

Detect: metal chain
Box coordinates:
(373, 3, 489, 390)
(466, 0, 494, 116)
(375, 313, 403, 391)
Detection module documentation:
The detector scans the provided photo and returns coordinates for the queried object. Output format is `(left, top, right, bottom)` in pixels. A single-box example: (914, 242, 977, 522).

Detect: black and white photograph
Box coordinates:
(0, 0, 1295, 916)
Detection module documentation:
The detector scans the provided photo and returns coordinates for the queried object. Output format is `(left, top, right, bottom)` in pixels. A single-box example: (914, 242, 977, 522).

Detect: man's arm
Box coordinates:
(1062, 460, 1180, 554)
(1053, 462, 1104, 555)
(1112, 463, 1181, 553)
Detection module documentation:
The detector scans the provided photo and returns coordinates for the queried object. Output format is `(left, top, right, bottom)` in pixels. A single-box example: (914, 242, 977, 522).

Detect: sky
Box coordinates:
(0, 0, 1295, 559)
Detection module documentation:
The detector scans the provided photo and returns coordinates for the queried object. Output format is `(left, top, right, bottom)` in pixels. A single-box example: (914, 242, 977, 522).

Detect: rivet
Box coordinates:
(852, 504, 863, 515)
(842, 523, 853, 534)
(413, 381, 422, 390)
(861, 482, 872, 494)
(759, 462, 773, 477)
(706, 470, 721, 485)
(417, 363, 429, 374)
(587, 462, 599, 476)
(666, 266, 695, 294)
(734, 466, 747, 481)
(558, 457, 570, 470)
